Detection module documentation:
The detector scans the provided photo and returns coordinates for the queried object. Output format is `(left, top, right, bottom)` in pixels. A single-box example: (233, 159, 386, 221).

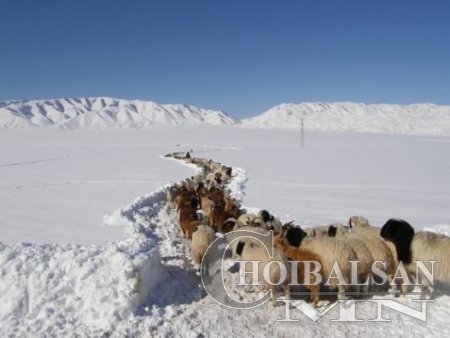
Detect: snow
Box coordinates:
(1, 126, 450, 336)
(0, 97, 238, 129)
(242, 102, 450, 135)
(0, 128, 199, 244)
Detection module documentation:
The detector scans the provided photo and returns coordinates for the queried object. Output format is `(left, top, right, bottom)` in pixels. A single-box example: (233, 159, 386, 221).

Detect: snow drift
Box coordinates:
(242, 102, 450, 135)
(0, 97, 238, 129)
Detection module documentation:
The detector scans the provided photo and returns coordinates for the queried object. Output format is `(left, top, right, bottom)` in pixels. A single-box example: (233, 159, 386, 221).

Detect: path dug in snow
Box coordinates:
(1, 150, 450, 337)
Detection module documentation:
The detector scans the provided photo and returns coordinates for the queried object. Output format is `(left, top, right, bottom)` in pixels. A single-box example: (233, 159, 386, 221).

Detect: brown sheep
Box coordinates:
(274, 232, 322, 306)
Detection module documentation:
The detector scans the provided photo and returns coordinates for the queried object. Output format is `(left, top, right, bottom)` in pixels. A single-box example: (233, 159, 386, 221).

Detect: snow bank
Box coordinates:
(103, 188, 167, 227)
(0, 235, 166, 335)
(0, 186, 173, 336)
(225, 166, 248, 204)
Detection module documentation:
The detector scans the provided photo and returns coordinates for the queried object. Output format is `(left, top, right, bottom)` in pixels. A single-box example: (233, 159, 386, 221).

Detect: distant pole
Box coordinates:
(300, 116, 305, 148)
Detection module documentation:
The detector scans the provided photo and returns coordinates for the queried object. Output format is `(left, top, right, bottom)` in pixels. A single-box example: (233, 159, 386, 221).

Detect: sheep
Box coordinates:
(179, 203, 199, 240)
(185, 175, 204, 190)
(304, 225, 330, 238)
(208, 200, 236, 232)
(221, 166, 233, 180)
(347, 216, 399, 293)
(206, 187, 225, 206)
(205, 173, 219, 189)
(283, 225, 356, 300)
(380, 218, 450, 298)
(234, 235, 290, 306)
(348, 215, 380, 237)
(348, 215, 370, 228)
(274, 232, 322, 306)
(220, 217, 238, 233)
(224, 195, 244, 219)
(214, 171, 223, 184)
(327, 225, 374, 295)
(174, 188, 198, 210)
(237, 213, 258, 227)
(191, 225, 216, 273)
(199, 196, 215, 219)
(225, 226, 272, 258)
(165, 185, 180, 209)
(257, 210, 283, 233)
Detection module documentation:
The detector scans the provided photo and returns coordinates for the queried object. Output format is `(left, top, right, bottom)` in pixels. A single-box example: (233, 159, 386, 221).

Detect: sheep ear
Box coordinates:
(298, 228, 307, 243)
(236, 241, 245, 256)
(261, 210, 270, 222)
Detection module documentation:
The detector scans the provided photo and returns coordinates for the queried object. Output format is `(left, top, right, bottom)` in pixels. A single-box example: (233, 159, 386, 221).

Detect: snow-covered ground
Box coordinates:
(0, 128, 197, 244)
(1, 126, 450, 337)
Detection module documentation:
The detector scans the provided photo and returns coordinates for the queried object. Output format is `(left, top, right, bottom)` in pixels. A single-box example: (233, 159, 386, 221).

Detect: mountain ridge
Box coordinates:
(0, 97, 238, 129)
(2, 97, 450, 135)
(241, 101, 450, 135)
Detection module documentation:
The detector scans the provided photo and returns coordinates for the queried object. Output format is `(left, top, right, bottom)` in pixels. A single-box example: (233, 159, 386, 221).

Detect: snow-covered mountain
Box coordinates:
(3, 98, 450, 135)
(242, 102, 450, 135)
(0, 97, 239, 129)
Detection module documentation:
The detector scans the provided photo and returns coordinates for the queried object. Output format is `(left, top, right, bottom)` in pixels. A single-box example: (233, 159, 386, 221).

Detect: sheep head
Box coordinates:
(328, 225, 337, 237)
(258, 210, 271, 223)
(380, 218, 415, 264)
(221, 218, 237, 233)
(273, 232, 287, 251)
(285, 227, 307, 247)
(348, 216, 370, 229)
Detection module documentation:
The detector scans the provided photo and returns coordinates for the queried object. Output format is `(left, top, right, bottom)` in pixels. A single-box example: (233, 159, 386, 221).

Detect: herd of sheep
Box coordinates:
(164, 151, 450, 307)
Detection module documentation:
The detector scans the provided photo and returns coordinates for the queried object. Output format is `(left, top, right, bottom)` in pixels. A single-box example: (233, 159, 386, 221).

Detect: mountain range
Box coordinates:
(0, 97, 238, 129)
(2, 97, 450, 135)
(241, 102, 450, 135)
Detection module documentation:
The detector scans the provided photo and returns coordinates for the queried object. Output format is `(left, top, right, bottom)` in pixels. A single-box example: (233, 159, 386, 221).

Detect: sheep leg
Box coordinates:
(337, 285, 348, 300)
(309, 285, 320, 307)
(271, 286, 278, 307)
(418, 274, 434, 299)
(361, 275, 371, 296)
(387, 274, 400, 297)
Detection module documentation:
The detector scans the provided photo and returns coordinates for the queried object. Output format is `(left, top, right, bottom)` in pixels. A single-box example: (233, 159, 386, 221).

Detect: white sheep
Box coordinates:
(328, 225, 374, 295)
(257, 210, 283, 233)
(380, 219, 450, 298)
(347, 216, 399, 293)
(191, 225, 216, 273)
(234, 235, 290, 306)
(304, 225, 331, 238)
(184, 174, 204, 190)
(205, 173, 220, 189)
(237, 213, 258, 227)
(225, 226, 271, 258)
(165, 185, 180, 209)
(284, 226, 356, 300)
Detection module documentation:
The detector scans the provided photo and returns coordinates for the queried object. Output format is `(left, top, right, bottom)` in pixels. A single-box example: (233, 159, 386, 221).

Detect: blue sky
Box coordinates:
(1, 0, 449, 118)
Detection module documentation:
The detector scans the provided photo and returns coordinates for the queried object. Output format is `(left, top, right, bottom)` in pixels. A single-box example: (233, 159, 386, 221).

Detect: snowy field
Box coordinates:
(0, 128, 196, 244)
(1, 126, 450, 337)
